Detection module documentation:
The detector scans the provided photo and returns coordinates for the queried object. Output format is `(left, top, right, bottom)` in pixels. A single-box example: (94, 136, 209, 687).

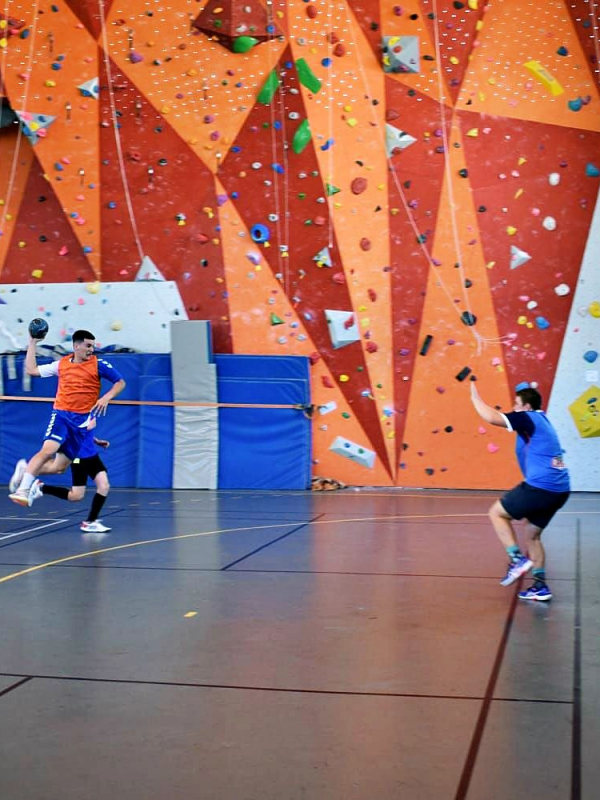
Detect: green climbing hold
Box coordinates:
(233, 35, 259, 54)
(270, 313, 284, 325)
(257, 70, 280, 104)
(326, 184, 341, 196)
(296, 58, 322, 93)
(292, 119, 311, 154)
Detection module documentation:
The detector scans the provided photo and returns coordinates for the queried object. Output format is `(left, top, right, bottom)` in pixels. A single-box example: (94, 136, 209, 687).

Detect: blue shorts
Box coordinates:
(501, 482, 570, 530)
(44, 409, 89, 461)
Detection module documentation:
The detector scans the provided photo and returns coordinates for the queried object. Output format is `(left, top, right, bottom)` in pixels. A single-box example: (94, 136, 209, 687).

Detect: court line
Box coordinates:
(0, 671, 575, 704)
(0, 519, 68, 541)
(454, 583, 522, 799)
(0, 508, 592, 586)
(0, 512, 491, 585)
(571, 518, 581, 800)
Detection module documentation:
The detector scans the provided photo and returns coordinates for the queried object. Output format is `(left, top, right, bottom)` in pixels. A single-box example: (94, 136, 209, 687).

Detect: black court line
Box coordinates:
(0, 672, 572, 704)
(453, 582, 521, 800)
(0, 676, 32, 699)
(220, 514, 325, 570)
(572, 518, 581, 800)
(0, 562, 580, 582)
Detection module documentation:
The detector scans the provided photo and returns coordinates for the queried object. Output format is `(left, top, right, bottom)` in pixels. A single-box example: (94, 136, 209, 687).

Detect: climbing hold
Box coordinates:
(232, 36, 259, 53)
(292, 118, 311, 154)
(583, 351, 598, 363)
(535, 316, 550, 330)
(250, 224, 270, 243)
(296, 58, 322, 93)
(542, 216, 557, 231)
(257, 70, 280, 104)
(523, 60, 564, 96)
(351, 177, 367, 194)
(586, 164, 600, 177)
(455, 366, 472, 382)
(270, 313, 284, 325)
(460, 311, 477, 326)
(554, 283, 570, 296)
(588, 301, 600, 317)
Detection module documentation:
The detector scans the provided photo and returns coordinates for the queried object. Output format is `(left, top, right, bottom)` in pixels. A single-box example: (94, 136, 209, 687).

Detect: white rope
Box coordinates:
(262, 0, 288, 295)
(0, 0, 40, 238)
(98, 0, 145, 265)
(589, 0, 600, 88)
(430, 0, 474, 319)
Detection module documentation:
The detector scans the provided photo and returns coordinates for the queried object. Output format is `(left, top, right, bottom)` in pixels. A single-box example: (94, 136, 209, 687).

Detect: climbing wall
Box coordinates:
(0, 0, 599, 489)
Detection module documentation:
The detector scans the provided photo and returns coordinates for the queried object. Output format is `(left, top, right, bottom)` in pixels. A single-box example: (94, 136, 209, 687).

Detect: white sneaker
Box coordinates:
(9, 459, 27, 493)
(9, 488, 31, 507)
(29, 480, 43, 505)
(80, 520, 111, 533)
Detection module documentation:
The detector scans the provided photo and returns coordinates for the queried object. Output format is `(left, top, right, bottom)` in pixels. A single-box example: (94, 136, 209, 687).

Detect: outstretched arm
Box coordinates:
(24, 337, 41, 376)
(470, 382, 509, 428)
(92, 378, 126, 416)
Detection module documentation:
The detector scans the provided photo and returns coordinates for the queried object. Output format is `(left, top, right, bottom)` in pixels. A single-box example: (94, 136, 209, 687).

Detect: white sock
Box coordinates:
(19, 473, 36, 492)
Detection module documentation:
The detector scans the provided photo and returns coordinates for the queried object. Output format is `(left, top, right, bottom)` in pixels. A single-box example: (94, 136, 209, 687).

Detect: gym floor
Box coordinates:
(0, 487, 598, 800)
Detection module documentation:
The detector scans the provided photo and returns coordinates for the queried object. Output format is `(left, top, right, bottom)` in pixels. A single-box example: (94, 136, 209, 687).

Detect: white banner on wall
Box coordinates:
(548, 187, 600, 492)
(0, 281, 188, 354)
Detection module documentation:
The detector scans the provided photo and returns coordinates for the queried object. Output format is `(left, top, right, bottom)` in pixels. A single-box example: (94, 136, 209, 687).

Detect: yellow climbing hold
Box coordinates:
(466, 128, 479, 137)
(339, 374, 350, 383)
(523, 60, 564, 96)
(506, 226, 517, 236)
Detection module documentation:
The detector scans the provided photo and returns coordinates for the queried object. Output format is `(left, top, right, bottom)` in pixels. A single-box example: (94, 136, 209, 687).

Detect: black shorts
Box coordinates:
(500, 481, 570, 530)
(71, 454, 107, 486)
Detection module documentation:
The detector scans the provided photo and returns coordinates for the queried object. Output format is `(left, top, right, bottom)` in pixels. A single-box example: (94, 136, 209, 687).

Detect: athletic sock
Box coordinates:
(87, 492, 107, 523)
(532, 568, 546, 587)
(507, 545, 523, 561)
(41, 485, 70, 501)
(19, 473, 35, 492)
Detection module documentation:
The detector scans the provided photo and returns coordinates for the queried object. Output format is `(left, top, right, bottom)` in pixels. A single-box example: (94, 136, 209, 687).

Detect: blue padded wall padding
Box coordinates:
(137, 376, 174, 488)
(218, 368, 311, 490)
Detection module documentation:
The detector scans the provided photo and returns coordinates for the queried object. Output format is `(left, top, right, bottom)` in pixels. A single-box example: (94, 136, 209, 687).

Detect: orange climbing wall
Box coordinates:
(1, 0, 599, 489)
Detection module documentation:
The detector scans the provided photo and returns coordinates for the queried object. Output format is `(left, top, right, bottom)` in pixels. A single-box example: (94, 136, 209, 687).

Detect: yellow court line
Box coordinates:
(0, 509, 595, 587)
(0, 512, 486, 586)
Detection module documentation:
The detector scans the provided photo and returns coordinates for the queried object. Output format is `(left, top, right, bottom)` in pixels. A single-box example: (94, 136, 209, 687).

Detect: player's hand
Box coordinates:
(94, 438, 110, 449)
(91, 395, 110, 416)
(470, 381, 479, 400)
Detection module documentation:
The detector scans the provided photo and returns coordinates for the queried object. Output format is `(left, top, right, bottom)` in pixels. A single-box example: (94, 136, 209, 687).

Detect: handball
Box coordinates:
(28, 318, 49, 341)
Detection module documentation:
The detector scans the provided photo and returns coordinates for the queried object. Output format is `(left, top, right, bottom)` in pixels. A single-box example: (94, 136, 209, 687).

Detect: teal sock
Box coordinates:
(507, 545, 522, 561)
(532, 568, 546, 585)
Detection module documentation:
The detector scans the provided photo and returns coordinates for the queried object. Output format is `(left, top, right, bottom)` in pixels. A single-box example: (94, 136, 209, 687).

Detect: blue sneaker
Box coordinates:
(500, 555, 533, 586)
(519, 583, 552, 602)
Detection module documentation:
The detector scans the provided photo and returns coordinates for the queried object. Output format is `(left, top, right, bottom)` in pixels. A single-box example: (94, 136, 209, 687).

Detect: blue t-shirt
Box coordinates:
(503, 410, 570, 492)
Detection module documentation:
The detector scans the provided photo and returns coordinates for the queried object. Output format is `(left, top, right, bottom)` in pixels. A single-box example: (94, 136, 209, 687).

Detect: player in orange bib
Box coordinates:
(8, 329, 126, 507)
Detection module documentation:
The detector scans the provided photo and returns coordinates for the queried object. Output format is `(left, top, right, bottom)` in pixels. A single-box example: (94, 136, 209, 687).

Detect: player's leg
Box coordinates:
(37, 452, 73, 475)
(9, 440, 62, 506)
(518, 522, 552, 601)
(80, 457, 111, 532)
(518, 491, 569, 602)
(489, 485, 533, 587)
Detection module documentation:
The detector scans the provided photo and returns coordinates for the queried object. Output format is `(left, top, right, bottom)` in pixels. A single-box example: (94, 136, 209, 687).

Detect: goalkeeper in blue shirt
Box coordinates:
(470, 382, 570, 601)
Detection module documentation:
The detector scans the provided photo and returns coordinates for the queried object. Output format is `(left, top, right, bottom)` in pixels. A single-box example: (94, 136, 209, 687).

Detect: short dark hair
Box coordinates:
(516, 387, 542, 410)
(72, 329, 95, 344)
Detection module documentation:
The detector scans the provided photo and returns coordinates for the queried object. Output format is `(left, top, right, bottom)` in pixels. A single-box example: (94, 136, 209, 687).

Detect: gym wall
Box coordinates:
(0, 0, 599, 490)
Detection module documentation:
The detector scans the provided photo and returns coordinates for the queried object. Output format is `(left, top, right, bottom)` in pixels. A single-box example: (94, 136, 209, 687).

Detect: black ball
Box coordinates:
(28, 318, 49, 340)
